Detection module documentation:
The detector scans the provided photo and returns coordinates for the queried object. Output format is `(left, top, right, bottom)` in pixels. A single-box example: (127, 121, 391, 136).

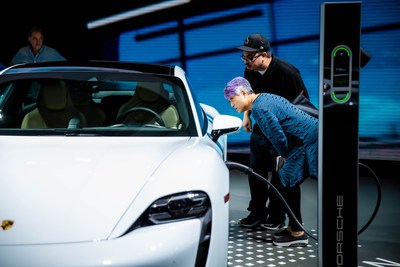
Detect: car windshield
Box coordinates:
(0, 71, 197, 136)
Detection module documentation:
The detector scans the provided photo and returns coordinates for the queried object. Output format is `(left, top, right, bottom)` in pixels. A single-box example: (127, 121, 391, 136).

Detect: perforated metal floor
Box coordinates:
(228, 170, 319, 267)
(228, 167, 400, 267)
(227, 223, 318, 267)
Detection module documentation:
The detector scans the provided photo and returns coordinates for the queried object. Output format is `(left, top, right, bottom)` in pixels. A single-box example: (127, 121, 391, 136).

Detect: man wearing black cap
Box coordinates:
(237, 33, 310, 231)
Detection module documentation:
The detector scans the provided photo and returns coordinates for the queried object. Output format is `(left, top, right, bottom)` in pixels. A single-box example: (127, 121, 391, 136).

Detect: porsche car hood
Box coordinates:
(0, 136, 195, 245)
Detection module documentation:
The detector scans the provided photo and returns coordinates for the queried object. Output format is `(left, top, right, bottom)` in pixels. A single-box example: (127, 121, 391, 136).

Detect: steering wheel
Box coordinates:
(116, 107, 165, 127)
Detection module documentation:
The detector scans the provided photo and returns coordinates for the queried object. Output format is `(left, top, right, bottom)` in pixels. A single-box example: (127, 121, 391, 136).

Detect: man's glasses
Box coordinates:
(240, 53, 262, 63)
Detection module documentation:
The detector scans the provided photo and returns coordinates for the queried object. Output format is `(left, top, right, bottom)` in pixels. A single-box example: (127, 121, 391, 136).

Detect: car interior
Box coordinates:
(116, 81, 181, 129)
(21, 80, 87, 128)
(0, 76, 195, 135)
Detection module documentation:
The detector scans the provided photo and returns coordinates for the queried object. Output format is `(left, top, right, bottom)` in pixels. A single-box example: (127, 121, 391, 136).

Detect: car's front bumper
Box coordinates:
(0, 218, 227, 267)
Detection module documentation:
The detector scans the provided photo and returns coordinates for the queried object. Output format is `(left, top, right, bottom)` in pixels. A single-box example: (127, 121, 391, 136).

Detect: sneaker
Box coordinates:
(238, 213, 261, 228)
(273, 233, 308, 247)
(260, 220, 285, 231)
(273, 228, 291, 239)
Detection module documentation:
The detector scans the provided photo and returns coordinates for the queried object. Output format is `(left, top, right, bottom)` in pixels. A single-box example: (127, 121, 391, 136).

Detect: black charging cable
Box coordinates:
(225, 160, 382, 240)
(225, 160, 317, 241)
(358, 162, 382, 235)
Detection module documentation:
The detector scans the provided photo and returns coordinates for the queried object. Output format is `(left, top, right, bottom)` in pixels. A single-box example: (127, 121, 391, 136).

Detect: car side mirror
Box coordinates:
(211, 114, 242, 142)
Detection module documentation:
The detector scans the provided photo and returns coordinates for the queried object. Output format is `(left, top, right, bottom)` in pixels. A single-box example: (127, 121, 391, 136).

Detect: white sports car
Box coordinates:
(0, 61, 241, 267)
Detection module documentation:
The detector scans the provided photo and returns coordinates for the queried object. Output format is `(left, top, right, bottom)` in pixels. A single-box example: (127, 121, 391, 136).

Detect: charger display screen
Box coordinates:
(332, 47, 351, 88)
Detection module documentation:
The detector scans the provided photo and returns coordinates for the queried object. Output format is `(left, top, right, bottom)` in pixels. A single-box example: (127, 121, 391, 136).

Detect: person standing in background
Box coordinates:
(236, 33, 310, 231)
(10, 26, 66, 65)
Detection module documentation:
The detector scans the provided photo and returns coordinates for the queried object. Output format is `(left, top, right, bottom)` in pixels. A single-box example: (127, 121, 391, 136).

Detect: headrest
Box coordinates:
(40, 80, 68, 110)
(135, 82, 164, 102)
(70, 86, 92, 106)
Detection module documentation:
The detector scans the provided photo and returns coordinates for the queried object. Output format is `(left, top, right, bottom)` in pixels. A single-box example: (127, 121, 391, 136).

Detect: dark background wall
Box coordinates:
(0, 0, 257, 65)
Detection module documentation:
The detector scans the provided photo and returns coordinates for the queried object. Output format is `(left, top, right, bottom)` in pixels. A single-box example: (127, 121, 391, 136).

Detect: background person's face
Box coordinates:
(28, 31, 43, 53)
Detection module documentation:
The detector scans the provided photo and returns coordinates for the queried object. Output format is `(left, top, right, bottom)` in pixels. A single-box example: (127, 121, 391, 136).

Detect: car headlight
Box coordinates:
(148, 191, 210, 223)
(126, 191, 211, 233)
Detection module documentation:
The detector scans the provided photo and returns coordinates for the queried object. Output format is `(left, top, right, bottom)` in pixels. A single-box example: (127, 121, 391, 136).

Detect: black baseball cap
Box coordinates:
(237, 33, 270, 52)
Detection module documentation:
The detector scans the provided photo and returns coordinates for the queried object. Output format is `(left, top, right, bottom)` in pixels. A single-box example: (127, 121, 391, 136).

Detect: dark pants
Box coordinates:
(247, 124, 286, 223)
(282, 184, 303, 232)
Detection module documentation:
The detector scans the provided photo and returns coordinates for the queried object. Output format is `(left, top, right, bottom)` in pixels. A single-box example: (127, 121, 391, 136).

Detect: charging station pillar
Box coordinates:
(318, 2, 361, 266)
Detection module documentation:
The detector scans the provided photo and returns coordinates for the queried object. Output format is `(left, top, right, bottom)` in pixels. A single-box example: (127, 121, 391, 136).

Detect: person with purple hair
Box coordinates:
(224, 76, 318, 247)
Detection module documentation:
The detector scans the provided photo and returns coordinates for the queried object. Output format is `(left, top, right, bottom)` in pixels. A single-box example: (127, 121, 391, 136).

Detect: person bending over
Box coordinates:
(224, 76, 318, 247)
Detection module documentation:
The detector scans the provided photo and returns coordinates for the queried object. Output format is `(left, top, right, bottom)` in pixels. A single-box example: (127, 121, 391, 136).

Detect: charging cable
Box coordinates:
(225, 160, 317, 241)
(358, 162, 382, 235)
(225, 160, 382, 240)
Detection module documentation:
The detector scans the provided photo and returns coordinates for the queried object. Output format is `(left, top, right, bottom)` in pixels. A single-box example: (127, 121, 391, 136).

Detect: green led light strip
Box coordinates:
(333, 47, 351, 57)
(331, 92, 350, 103)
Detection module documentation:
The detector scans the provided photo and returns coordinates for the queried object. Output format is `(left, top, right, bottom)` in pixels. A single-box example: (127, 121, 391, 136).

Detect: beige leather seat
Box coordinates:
(21, 80, 87, 128)
(117, 82, 181, 128)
